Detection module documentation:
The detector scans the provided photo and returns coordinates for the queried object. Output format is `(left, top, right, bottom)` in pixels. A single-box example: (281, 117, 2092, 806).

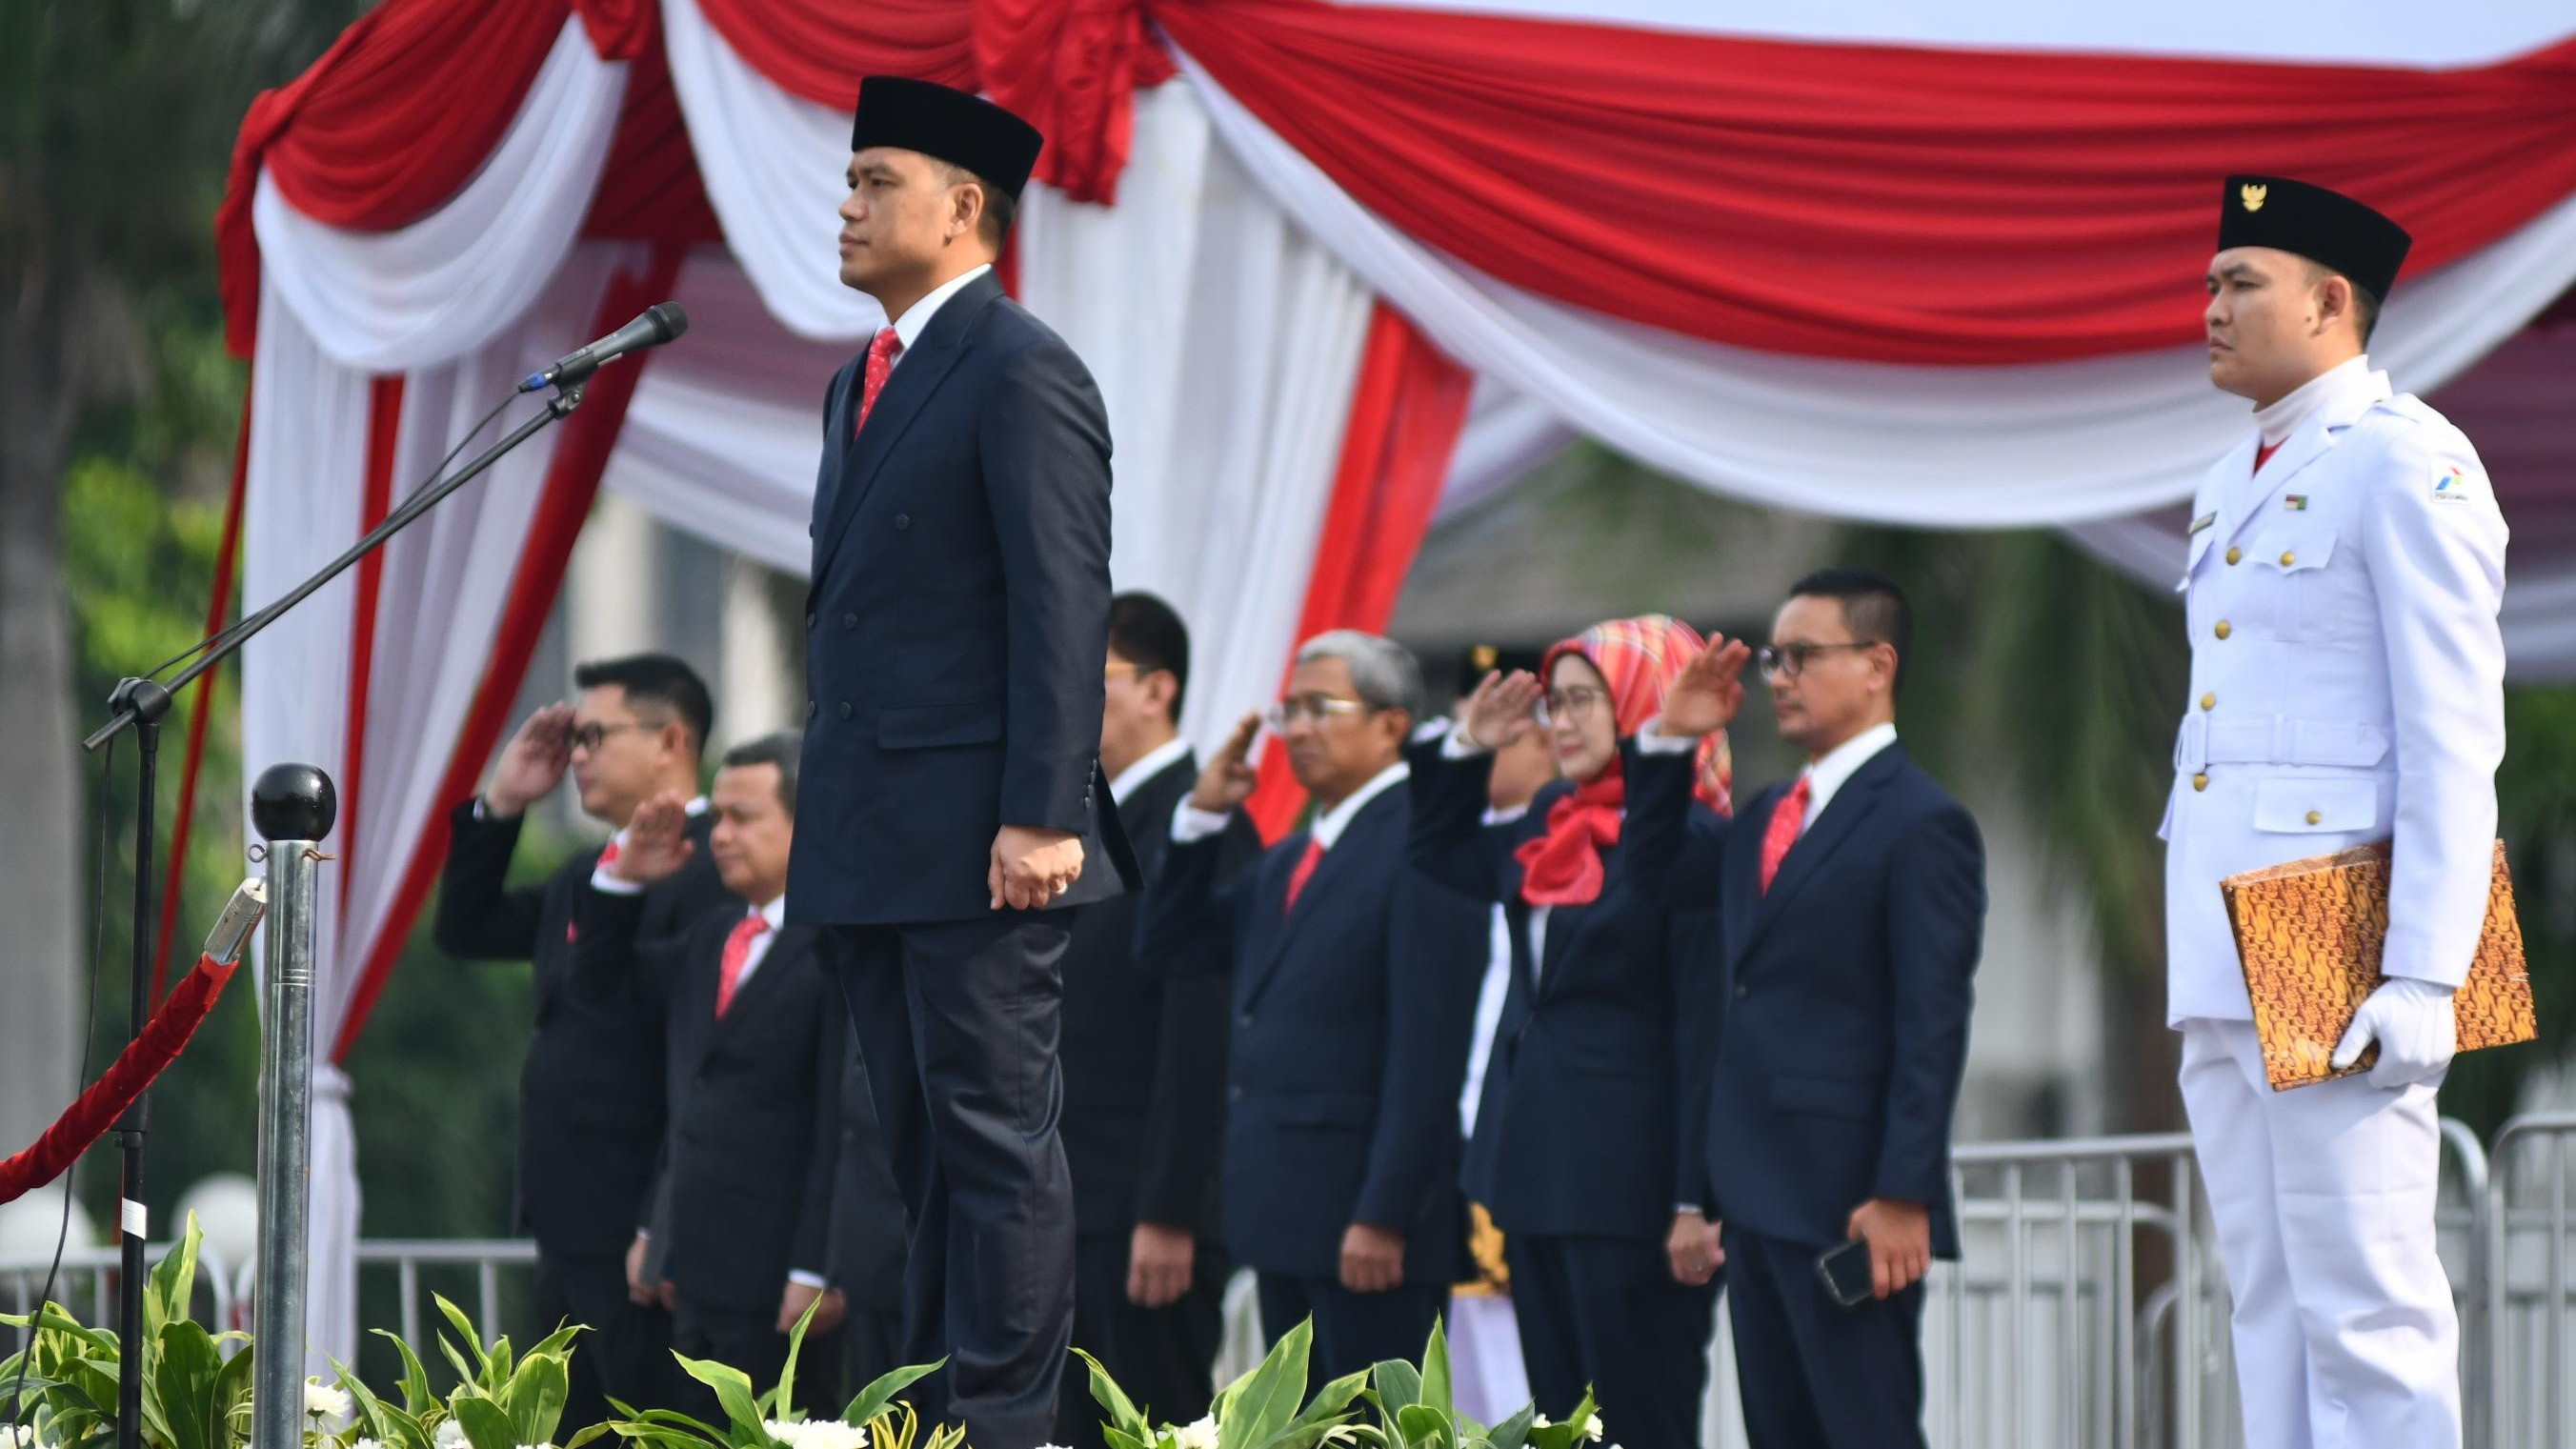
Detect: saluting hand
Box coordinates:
(485, 703, 574, 815)
(1189, 713, 1263, 815)
(614, 792, 695, 885)
(1658, 636, 1752, 739)
(1459, 670, 1541, 751)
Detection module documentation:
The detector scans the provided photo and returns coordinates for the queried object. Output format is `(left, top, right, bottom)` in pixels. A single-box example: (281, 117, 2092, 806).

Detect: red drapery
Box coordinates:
(1246, 302, 1476, 841)
(225, 0, 2576, 365)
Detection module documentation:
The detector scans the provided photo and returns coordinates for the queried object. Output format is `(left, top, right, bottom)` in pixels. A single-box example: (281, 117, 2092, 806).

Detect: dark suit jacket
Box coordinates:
(827, 1036, 909, 1312)
(1138, 776, 1486, 1283)
(601, 901, 844, 1315)
(1628, 739, 1985, 1258)
(1405, 739, 1699, 1244)
(1059, 752, 1258, 1239)
(789, 270, 1136, 927)
(432, 799, 733, 1257)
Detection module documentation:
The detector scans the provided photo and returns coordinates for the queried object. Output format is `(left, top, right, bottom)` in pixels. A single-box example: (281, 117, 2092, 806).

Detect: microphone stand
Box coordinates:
(78, 380, 587, 1449)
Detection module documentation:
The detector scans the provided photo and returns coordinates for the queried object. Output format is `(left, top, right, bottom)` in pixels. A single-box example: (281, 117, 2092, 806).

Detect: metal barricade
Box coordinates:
(2482, 1110, 2576, 1447)
(351, 1238, 539, 1352)
(1931, 1119, 2485, 1449)
(1, 1239, 238, 1349)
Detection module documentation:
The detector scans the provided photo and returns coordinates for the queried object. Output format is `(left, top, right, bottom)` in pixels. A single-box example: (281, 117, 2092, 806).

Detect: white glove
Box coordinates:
(2329, 976, 2458, 1089)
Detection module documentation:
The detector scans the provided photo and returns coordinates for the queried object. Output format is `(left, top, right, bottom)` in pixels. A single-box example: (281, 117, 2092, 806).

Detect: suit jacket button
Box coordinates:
(842, 613, 858, 630)
(2193, 773, 2209, 792)
(2305, 810, 2323, 825)
(2279, 551, 2296, 567)
(895, 513, 912, 530)
(1238, 1012, 1253, 1029)
(839, 702, 855, 720)
(1228, 1085, 1244, 1103)
(2225, 547, 2243, 566)
(2214, 620, 2232, 640)
(805, 613, 816, 630)
(2200, 693, 2216, 711)
(1733, 983, 1748, 999)
(807, 699, 817, 719)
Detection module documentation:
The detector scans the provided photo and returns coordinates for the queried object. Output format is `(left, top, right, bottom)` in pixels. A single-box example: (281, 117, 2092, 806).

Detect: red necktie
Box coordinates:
(2254, 439, 2281, 473)
(1758, 775, 1812, 895)
(855, 328, 903, 435)
(1283, 836, 1325, 916)
(714, 912, 771, 1016)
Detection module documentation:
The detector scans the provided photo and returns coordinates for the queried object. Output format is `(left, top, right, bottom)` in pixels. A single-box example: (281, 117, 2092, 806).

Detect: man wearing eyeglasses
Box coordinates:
(1631, 572, 1985, 1449)
(434, 653, 736, 1427)
(1139, 630, 1486, 1385)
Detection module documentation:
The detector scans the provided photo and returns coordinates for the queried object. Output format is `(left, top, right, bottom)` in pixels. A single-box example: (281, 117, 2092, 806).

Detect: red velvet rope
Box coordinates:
(0, 955, 243, 1206)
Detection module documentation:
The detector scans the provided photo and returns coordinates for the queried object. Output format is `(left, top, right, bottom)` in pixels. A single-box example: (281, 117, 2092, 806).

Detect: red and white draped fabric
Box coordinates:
(217, 0, 2576, 1372)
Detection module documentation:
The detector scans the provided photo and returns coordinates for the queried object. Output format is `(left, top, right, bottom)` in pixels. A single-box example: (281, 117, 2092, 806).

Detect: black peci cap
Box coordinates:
(2217, 175, 2412, 302)
(851, 77, 1044, 200)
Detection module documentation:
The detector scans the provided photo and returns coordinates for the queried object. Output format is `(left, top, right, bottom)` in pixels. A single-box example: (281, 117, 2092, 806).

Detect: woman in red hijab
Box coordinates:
(1406, 614, 1730, 1449)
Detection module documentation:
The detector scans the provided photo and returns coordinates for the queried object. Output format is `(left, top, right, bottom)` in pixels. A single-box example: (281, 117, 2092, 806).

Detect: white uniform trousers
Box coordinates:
(2179, 1017, 2459, 1449)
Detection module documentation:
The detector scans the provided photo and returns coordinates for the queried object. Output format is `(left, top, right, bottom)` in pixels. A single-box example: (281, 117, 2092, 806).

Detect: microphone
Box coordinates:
(520, 303, 689, 392)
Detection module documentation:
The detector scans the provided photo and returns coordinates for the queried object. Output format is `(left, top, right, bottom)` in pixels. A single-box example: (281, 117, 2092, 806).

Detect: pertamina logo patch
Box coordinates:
(2433, 466, 2471, 501)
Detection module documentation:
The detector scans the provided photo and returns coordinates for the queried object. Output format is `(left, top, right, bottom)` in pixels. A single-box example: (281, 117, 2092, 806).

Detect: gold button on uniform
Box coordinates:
(2280, 551, 2297, 567)
(2193, 773, 2209, 792)
(2305, 810, 2323, 825)
(2226, 547, 2243, 565)
(2215, 620, 2232, 640)
(2201, 693, 2216, 711)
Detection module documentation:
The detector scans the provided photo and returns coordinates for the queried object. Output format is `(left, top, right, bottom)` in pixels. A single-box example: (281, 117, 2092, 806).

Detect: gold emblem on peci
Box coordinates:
(2241, 182, 2268, 212)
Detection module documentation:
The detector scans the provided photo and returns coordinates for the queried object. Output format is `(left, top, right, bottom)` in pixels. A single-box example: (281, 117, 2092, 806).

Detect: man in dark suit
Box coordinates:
(592, 735, 846, 1408)
(1635, 571, 1986, 1449)
(432, 654, 735, 1427)
(789, 77, 1137, 1448)
(1140, 631, 1485, 1387)
(826, 1038, 910, 1397)
(1055, 594, 1256, 1446)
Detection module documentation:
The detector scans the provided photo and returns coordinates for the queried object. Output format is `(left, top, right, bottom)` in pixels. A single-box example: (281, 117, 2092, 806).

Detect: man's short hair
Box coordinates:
(1108, 593, 1192, 723)
(572, 654, 714, 756)
(1295, 630, 1427, 724)
(1786, 568, 1913, 690)
(719, 732, 802, 816)
(943, 162, 1016, 250)
(2305, 258, 2384, 344)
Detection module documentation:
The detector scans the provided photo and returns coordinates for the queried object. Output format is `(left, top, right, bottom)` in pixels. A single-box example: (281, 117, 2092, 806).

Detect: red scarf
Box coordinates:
(1515, 756, 1626, 907)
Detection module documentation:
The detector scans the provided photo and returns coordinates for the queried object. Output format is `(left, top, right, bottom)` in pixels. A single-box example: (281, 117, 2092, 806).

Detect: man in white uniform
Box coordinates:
(2165, 174, 2506, 1449)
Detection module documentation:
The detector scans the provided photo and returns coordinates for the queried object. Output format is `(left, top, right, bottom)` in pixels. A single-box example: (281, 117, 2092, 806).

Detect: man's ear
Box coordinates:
(2312, 271, 2354, 337)
(1141, 669, 1181, 718)
(950, 178, 986, 243)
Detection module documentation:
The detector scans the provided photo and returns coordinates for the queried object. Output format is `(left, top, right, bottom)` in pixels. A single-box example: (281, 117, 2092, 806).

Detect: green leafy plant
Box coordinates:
(1078, 1319, 1600, 1449)
(0, 1213, 255, 1449)
(582, 1299, 943, 1449)
(324, 1295, 577, 1449)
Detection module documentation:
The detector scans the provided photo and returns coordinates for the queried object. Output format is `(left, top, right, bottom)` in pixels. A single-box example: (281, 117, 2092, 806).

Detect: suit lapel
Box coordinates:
(2219, 372, 2389, 552)
(813, 273, 1005, 582)
(714, 923, 806, 1034)
(1245, 792, 1394, 1007)
(809, 362, 861, 570)
(1737, 746, 1907, 964)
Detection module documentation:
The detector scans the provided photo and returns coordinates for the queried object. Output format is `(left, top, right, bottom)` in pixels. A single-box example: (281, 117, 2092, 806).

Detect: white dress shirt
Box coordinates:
(589, 795, 712, 895)
(1109, 735, 1192, 807)
(1173, 758, 1410, 847)
(1795, 721, 1901, 834)
(884, 263, 994, 364)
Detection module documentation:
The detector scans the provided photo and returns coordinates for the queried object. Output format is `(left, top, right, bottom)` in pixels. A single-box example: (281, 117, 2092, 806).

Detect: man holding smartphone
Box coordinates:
(1634, 571, 1986, 1449)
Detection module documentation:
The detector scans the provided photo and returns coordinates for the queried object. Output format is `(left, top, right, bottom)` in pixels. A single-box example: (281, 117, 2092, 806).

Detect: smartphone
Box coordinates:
(1816, 1238, 1876, 1309)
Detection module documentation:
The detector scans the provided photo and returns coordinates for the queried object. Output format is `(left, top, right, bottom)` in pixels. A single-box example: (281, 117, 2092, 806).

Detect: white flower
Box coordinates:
(433, 1420, 468, 1449)
(352, 1439, 385, 1449)
(765, 1420, 868, 1449)
(2, 1426, 48, 1449)
(1172, 1418, 1218, 1449)
(1530, 1417, 1551, 1430)
(1579, 1417, 1603, 1443)
(305, 1381, 352, 1419)
(516, 1442, 555, 1449)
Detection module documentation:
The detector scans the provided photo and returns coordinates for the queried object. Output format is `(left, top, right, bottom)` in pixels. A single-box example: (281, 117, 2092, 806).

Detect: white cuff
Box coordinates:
(1441, 725, 1494, 759)
(1172, 801, 1232, 844)
(1479, 804, 1532, 827)
(1675, 1203, 1704, 1216)
(1635, 716, 1700, 755)
(590, 865, 647, 896)
(788, 1270, 829, 1290)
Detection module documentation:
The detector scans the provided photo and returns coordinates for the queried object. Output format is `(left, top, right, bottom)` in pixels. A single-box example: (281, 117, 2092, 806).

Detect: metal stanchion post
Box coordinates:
(248, 763, 335, 1449)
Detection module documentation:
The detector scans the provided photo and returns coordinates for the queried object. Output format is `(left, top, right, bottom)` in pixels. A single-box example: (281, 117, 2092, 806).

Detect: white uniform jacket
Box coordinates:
(2161, 366, 2507, 1025)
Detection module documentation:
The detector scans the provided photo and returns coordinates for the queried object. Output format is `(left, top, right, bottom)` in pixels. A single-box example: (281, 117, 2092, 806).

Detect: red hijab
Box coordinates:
(1514, 614, 1733, 908)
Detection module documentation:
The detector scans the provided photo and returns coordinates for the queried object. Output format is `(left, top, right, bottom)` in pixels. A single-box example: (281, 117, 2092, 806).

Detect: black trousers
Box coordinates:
(841, 1305, 905, 1405)
(1722, 1225, 1927, 1449)
(1505, 1234, 1716, 1449)
(1255, 1272, 1447, 1393)
(825, 916, 1078, 1449)
(534, 1250, 671, 1430)
(1056, 1232, 1230, 1447)
(671, 1297, 844, 1419)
